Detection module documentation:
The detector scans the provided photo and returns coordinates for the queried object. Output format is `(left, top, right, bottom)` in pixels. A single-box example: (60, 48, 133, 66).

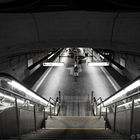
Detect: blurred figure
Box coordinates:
(73, 65, 79, 81)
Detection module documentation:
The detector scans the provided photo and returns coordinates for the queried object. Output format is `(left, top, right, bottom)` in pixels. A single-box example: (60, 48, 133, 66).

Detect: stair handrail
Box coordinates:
(0, 73, 50, 107)
(0, 86, 49, 108)
(93, 97, 106, 117)
(100, 90, 140, 134)
(48, 91, 63, 117)
(101, 90, 140, 108)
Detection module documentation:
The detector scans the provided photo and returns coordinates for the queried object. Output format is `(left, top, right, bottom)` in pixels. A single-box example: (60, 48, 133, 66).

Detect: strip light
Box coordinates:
(8, 81, 50, 106)
(99, 55, 104, 60)
(43, 62, 64, 67)
(117, 101, 132, 108)
(104, 80, 140, 106)
(118, 98, 140, 108)
(48, 54, 55, 60)
(0, 92, 15, 101)
(0, 92, 24, 104)
(88, 62, 110, 67)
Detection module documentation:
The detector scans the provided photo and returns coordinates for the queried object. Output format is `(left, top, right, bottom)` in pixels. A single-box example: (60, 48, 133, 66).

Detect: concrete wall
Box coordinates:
(113, 52, 140, 80)
(0, 49, 51, 81)
(107, 107, 140, 136)
(0, 107, 47, 138)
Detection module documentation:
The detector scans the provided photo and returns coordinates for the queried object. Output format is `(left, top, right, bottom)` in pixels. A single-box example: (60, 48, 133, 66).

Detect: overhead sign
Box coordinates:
(43, 62, 65, 66)
(87, 62, 110, 66)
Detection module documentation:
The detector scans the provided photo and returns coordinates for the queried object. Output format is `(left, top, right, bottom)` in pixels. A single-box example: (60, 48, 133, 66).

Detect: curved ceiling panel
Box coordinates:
(0, 0, 140, 12)
(0, 0, 16, 3)
(0, 0, 40, 11)
(0, 11, 140, 58)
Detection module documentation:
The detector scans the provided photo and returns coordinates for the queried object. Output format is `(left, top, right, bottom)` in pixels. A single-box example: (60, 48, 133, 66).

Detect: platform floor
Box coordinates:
(37, 52, 116, 101)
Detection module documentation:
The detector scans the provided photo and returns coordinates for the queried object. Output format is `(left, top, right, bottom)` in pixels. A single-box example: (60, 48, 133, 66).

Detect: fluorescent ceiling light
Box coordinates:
(88, 62, 110, 66)
(0, 92, 24, 104)
(0, 92, 15, 101)
(8, 81, 49, 106)
(43, 62, 64, 66)
(48, 54, 55, 60)
(124, 80, 140, 93)
(104, 80, 140, 106)
(135, 98, 140, 102)
(117, 101, 132, 108)
(118, 98, 140, 108)
(99, 55, 104, 59)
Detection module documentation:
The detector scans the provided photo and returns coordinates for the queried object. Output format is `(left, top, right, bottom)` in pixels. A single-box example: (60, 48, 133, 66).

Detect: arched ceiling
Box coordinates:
(0, 11, 140, 58)
(0, 0, 140, 12)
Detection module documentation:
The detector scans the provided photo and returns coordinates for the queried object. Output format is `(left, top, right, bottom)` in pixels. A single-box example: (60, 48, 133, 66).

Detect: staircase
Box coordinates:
(8, 116, 129, 140)
(7, 95, 130, 140)
(45, 116, 105, 129)
(59, 95, 93, 116)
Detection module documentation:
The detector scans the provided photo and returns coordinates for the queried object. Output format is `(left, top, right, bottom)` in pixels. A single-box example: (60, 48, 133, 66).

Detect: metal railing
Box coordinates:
(93, 76, 140, 136)
(0, 86, 47, 137)
(48, 96, 61, 117)
(0, 73, 63, 138)
(90, 91, 104, 117)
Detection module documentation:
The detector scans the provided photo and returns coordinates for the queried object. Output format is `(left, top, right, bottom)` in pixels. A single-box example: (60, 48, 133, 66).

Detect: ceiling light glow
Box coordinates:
(48, 54, 55, 59)
(43, 62, 64, 66)
(103, 80, 140, 106)
(8, 81, 49, 106)
(88, 62, 110, 66)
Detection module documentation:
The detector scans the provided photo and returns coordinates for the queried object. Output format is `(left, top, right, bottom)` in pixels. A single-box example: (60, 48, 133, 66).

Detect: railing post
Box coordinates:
(15, 98, 20, 136)
(58, 103, 60, 116)
(59, 55, 60, 62)
(34, 105, 37, 131)
(94, 97, 97, 115)
(50, 106, 52, 118)
(105, 107, 108, 130)
(54, 105, 55, 115)
(100, 104, 102, 118)
(59, 91, 61, 104)
(92, 96, 95, 116)
(130, 99, 134, 135)
(113, 104, 117, 132)
(92, 49, 93, 62)
(43, 107, 46, 128)
(91, 91, 94, 104)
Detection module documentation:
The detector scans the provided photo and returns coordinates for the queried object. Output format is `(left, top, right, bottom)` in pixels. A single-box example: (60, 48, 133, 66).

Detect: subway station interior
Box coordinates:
(1, 0, 140, 140)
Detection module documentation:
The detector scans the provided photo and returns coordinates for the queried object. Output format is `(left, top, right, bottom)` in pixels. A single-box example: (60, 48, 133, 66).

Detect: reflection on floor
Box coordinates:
(59, 95, 92, 116)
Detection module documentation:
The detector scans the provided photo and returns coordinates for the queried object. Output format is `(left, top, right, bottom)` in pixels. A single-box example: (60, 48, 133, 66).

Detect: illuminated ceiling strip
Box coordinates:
(88, 62, 110, 66)
(43, 62, 64, 66)
(117, 101, 132, 108)
(0, 92, 24, 104)
(118, 98, 140, 108)
(48, 54, 55, 60)
(104, 80, 140, 106)
(99, 55, 104, 59)
(0, 92, 15, 101)
(8, 81, 51, 106)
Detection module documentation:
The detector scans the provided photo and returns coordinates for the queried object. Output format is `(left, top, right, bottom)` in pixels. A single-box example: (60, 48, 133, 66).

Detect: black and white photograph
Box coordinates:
(0, 0, 140, 139)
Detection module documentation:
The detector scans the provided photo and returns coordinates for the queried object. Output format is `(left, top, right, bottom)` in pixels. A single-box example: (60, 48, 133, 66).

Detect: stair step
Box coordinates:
(45, 116, 105, 129)
(8, 129, 130, 140)
(7, 116, 129, 140)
